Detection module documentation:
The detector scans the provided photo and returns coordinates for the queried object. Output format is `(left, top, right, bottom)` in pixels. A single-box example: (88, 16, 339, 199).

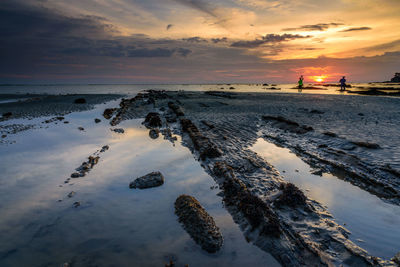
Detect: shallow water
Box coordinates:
(0, 103, 279, 266)
(251, 138, 400, 260)
(0, 83, 398, 96)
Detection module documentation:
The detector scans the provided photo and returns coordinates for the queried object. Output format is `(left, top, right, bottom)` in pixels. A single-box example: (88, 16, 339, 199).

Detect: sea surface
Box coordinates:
(0, 83, 399, 95)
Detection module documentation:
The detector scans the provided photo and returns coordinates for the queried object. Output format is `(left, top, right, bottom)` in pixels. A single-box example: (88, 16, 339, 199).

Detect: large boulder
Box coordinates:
(129, 171, 165, 189)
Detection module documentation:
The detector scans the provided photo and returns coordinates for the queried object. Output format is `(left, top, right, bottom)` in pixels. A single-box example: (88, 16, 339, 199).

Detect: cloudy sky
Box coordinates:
(1, 0, 399, 83)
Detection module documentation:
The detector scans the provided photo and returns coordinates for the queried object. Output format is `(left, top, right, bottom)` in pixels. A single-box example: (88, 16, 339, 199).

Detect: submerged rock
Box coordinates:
(129, 171, 165, 189)
(174, 195, 223, 253)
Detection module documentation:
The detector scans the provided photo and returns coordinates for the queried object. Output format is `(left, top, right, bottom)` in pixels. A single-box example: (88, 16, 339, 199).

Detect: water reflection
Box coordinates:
(252, 138, 400, 260)
(0, 104, 279, 266)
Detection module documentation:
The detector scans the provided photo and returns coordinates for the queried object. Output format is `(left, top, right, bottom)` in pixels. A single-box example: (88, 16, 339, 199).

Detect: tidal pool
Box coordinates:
(0, 103, 279, 267)
(252, 138, 400, 260)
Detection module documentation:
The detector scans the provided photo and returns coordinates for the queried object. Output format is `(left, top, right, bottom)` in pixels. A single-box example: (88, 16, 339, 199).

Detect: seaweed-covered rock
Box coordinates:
(144, 112, 162, 128)
(180, 118, 222, 160)
(175, 195, 223, 253)
(129, 171, 164, 189)
(274, 183, 307, 208)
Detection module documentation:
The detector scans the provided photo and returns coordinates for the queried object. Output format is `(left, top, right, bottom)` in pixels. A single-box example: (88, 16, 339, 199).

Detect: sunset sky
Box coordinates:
(1, 0, 399, 83)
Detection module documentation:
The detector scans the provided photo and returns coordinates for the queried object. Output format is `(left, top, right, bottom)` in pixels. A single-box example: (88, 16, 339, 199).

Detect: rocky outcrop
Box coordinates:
(180, 118, 222, 160)
(174, 195, 223, 253)
(213, 161, 281, 237)
(129, 171, 165, 189)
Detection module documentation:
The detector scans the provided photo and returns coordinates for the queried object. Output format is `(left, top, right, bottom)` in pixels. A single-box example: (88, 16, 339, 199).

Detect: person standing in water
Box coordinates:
(340, 76, 346, 91)
(298, 75, 304, 89)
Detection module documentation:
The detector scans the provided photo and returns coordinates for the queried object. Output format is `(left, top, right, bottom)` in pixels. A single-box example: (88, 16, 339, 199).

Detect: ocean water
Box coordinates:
(0, 83, 399, 95)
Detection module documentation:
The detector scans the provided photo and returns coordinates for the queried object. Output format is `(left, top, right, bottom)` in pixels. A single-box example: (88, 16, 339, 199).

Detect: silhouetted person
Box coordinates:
(340, 76, 346, 91)
(298, 75, 304, 89)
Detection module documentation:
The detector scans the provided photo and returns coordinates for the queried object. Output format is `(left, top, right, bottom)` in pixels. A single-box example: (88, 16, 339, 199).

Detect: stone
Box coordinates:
(112, 128, 124, 133)
(68, 191, 76, 198)
(149, 128, 159, 139)
(94, 118, 101, 123)
(78, 127, 84, 131)
(71, 172, 80, 178)
(103, 108, 116, 119)
(129, 171, 164, 189)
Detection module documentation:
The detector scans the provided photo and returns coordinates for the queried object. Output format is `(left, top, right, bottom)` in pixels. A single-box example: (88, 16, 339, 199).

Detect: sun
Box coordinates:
(312, 75, 327, 83)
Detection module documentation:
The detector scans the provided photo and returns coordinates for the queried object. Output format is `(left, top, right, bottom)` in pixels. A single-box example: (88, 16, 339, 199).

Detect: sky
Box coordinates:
(1, 0, 399, 84)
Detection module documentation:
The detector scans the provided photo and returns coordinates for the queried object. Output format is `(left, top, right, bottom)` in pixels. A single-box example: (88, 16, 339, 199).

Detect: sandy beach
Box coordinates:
(1, 90, 399, 266)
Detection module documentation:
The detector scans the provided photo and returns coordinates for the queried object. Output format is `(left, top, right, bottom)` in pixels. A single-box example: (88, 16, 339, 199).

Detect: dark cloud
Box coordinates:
(166, 24, 173, 30)
(0, 0, 192, 63)
(340, 27, 372, 32)
(211, 37, 228, 43)
(182, 37, 208, 43)
(282, 23, 343, 31)
(231, 34, 311, 48)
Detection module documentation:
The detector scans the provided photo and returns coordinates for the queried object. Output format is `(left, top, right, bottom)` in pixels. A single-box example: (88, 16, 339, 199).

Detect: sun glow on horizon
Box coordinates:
(311, 75, 328, 83)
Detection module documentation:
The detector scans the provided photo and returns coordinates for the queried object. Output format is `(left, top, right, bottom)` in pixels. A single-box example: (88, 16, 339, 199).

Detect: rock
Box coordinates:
(103, 108, 116, 119)
(214, 161, 281, 237)
(180, 118, 222, 160)
(229, 86, 235, 89)
(94, 118, 101, 123)
(78, 127, 84, 131)
(73, 201, 80, 208)
(1, 135, 6, 138)
(144, 112, 162, 127)
(392, 251, 400, 265)
(67, 191, 76, 198)
(149, 128, 159, 139)
(64, 121, 69, 124)
(2, 112, 12, 118)
(74, 98, 86, 104)
(129, 171, 165, 189)
(274, 183, 307, 208)
(175, 195, 223, 253)
(71, 172, 80, 178)
(100, 145, 109, 152)
(112, 128, 124, 133)
(88, 156, 99, 166)
(168, 102, 185, 116)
